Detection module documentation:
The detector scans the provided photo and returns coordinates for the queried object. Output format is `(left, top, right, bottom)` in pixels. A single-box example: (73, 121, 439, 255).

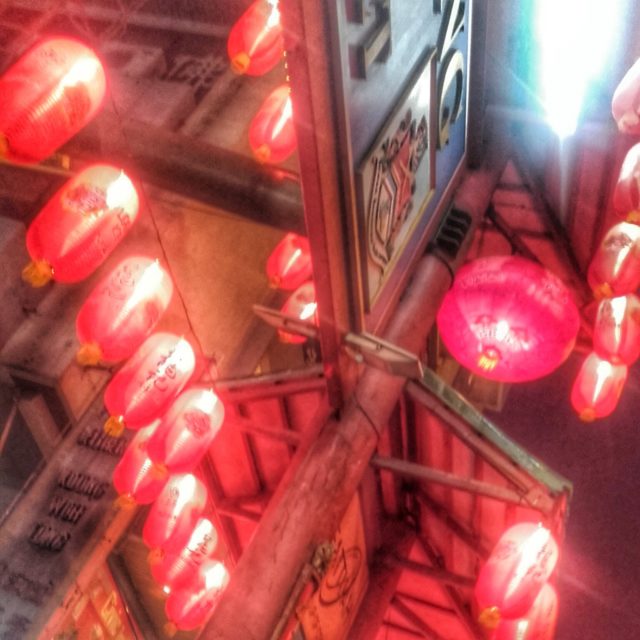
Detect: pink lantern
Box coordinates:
(278, 281, 318, 344)
(143, 474, 208, 555)
(112, 425, 168, 507)
(493, 583, 558, 640)
(593, 295, 640, 366)
(266, 233, 312, 290)
(437, 256, 580, 382)
(571, 352, 627, 422)
(146, 388, 225, 476)
(76, 257, 173, 366)
(587, 223, 640, 299)
(249, 84, 296, 165)
(227, 0, 283, 76)
(23, 165, 139, 287)
(103, 333, 196, 437)
(0, 37, 106, 163)
(475, 523, 559, 629)
(612, 57, 640, 135)
(164, 560, 230, 635)
(150, 517, 218, 590)
(612, 143, 640, 223)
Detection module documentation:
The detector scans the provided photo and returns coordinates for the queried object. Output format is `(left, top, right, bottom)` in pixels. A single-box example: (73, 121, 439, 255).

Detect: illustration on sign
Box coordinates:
(356, 49, 436, 307)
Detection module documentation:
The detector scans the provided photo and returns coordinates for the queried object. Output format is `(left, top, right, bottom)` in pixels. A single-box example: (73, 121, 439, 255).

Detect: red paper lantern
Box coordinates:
(146, 388, 225, 475)
(612, 143, 640, 223)
(143, 474, 208, 555)
(150, 517, 218, 590)
(437, 256, 580, 382)
(164, 560, 229, 635)
(475, 523, 559, 629)
(612, 57, 640, 135)
(0, 37, 106, 164)
(227, 0, 283, 76)
(103, 333, 196, 437)
(112, 424, 168, 506)
(76, 257, 173, 366)
(493, 583, 558, 640)
(278, 281, 318, 344)
(23, 165, 139, 287)
(266, 233, 312, 290)
(587, 222, 640, 299)
(571, 352, 627, 422)
(249, 84, 296, 164)
(593, 294, 640, 366)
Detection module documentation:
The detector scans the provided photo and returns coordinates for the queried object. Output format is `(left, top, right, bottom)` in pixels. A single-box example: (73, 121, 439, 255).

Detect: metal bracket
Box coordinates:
(344, 332, 424, 379)
(252, 304, 319, 341)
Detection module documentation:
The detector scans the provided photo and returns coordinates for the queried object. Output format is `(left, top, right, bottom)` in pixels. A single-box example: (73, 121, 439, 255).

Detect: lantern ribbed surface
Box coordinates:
(437, 256, 580, 382)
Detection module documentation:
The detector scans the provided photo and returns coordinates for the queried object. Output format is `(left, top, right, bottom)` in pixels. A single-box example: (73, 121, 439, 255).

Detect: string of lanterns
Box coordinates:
(569, 60, 640, 420)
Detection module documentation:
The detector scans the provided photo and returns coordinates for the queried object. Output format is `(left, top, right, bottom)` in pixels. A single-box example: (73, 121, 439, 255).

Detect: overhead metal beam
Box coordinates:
(372, 454, 528, 506)
(387, 556, 476, 591)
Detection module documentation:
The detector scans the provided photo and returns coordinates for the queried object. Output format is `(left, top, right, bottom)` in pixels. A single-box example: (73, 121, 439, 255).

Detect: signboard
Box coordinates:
(296, 495, 368, 640)
(0, 398, 131, 640)
(336, 0, 470, 325)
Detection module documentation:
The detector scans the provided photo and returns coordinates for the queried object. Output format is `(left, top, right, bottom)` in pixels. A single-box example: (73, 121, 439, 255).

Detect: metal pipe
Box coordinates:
(372, 454, 527, 505)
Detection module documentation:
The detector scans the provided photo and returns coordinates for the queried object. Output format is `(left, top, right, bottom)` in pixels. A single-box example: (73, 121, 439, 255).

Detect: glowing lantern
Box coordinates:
(150, 517, 218, 590)
(587, 222, 640, 299)
(593, 294, 640, 366)
(612, 57, 640, 135)
(76, 257, 173, 366)
(164, 560, 230, 635)
(23, 165, 139, 287)
(612, 143, 640, 223)
(249, 84, 296, 164)
(112, 425, 168, 507)
(570, 352, 627, 421)
(266, 233, 312, 290)
(475, 523, 559, 629)
(146, 388, 225, 476)
(103, 333, 196, 437)
(143, 474, 208, 555)
(437, 256, 580, 382)
(227, 0, 283, 76)
(493, 583, 558, 640)
(0, 37, 106, 164)
(278, 281, 318, 344)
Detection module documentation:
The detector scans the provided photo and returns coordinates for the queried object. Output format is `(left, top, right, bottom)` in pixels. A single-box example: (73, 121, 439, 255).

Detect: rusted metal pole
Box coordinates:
(201, 148, 506, 640)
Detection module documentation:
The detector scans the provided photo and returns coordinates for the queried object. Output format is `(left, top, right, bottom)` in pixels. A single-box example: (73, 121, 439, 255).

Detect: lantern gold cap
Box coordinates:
(76, 342, 103, 366)
(147, 548, 164, 566)
(163, 622, 178, 637)
(104, 415, 125, 437)
(254, 143, 271, 164)
(593, 282, 614, 300)
(152, 462, 169, 480)
(478, 606, 501, 630)
(627, 210, 640, 224)
(22, 259, 53, 287)
(580, 407, 597, 422)
(114, 494, 137, 510)
(231, 52, 250, 74)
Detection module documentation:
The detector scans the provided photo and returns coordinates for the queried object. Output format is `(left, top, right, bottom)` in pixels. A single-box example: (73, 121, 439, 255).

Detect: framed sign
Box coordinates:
(356, 49, 437, 308)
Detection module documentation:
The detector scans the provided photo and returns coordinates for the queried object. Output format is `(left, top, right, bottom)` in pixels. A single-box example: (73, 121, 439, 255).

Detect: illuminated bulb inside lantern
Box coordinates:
(61, 57, 101, 87)
(106, 171, 137, 210)
(266, 0, 280, 28)
(204, 562, 229, 591)
(593, 359, 614, 400)
(299, 301, 317, 321)
(478, 347, 501, 372)
(173, 474, 198, 516)
(195, 389, 218, 415)
(163, 585, 171, 595)
(122, 260, 164, 316)
(506, 526, 551, 599)
(516, 619, 529, 636)
(271, 95, 292, 140)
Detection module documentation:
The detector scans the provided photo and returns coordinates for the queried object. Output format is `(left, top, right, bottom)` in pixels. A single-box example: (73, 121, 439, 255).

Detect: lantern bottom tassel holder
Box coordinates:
(22, 259, 54, 288)
(77, 342, 104, 366)
(104, 415, 126, 437)
(478, 606, 501, 630)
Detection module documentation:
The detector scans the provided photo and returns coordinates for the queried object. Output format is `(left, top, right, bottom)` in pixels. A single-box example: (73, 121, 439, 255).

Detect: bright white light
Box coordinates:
(204, 561, 229, 591)
(106, 171, 136, 210)
(536, 0, 626, 137)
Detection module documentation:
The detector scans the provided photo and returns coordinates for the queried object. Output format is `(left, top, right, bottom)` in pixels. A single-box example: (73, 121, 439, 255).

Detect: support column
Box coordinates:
(202, 140, 506, 640)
